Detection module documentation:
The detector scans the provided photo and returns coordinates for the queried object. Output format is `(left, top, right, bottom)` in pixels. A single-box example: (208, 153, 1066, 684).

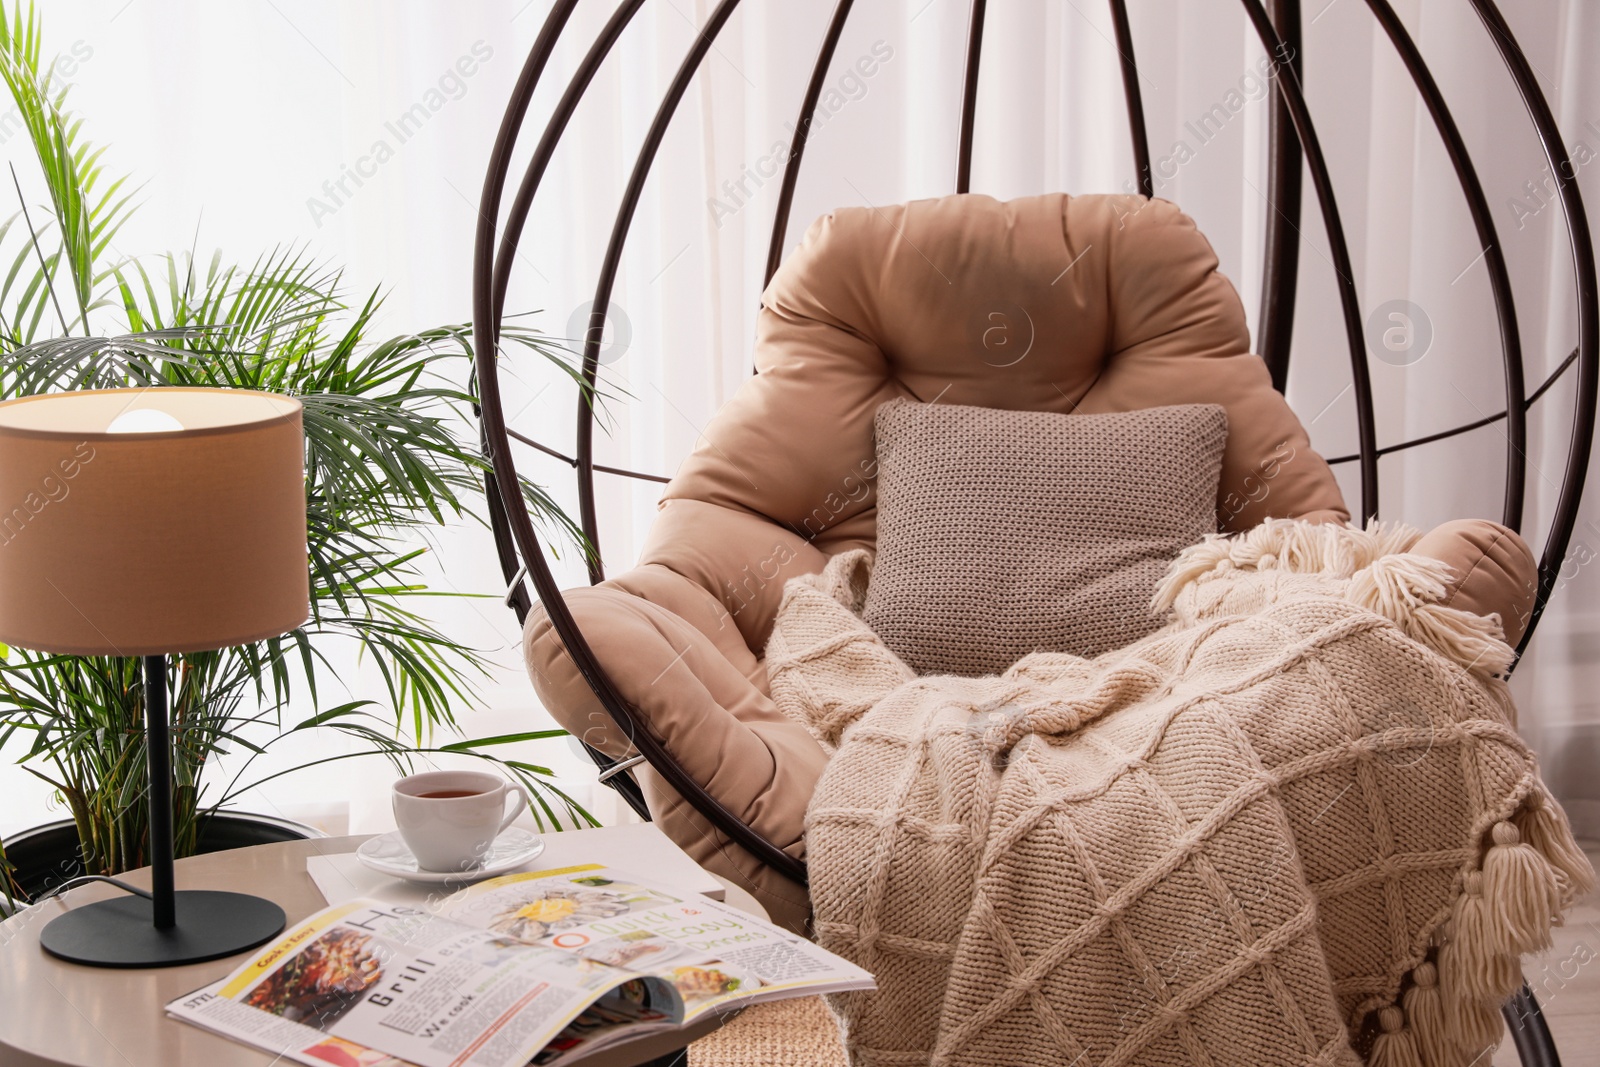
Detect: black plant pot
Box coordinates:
(2, 811, 324, 908)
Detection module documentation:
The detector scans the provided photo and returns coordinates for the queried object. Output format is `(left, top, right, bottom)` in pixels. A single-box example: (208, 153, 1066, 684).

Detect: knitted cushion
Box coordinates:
(861, 399, 1227, 676)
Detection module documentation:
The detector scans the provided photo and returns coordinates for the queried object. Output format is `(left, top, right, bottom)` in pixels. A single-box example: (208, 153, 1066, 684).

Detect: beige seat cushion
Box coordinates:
(665, 193, 1348, 576)
(522, 192, 1526, 926)
(863, 400, 1228, 676)
(527, 192, 1349, 926)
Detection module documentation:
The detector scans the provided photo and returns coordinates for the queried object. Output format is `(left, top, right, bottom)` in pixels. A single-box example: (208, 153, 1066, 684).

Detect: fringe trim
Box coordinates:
(1154, 519, 1513, 680)
(1517, 787, 1598, 904)
(1481, 821, 1562, 953)
(1348, 556, 1514, 680)
(1369, 1006, 1421, 1067)
(1155, 519, 1423, 607)
(1439, 871, 1521, 1004)
(1396, 799, 1592, 1065)
(1400, 964, 1452, 1067)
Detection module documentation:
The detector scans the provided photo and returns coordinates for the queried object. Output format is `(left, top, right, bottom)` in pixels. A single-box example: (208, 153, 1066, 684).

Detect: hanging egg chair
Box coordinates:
(471, 4, 1595, 1064)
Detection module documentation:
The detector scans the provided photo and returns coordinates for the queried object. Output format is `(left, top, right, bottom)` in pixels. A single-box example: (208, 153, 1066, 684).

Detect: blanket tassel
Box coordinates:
(1437, 872, 1512, 1056)
(1515, 789, 1597, 903)
(1436, 965, 1503, 1067)
(1369, 1006, 1422, 1067)
(1481, 820, 1562, 954)
(1441, 872, 1521, 1003)
(1428, 805, 1588, 1063)
(1401, 963, 1454, 1067)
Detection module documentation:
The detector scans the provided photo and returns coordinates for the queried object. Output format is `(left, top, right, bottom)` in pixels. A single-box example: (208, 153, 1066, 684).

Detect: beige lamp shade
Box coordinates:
(0, 388, 309, 656)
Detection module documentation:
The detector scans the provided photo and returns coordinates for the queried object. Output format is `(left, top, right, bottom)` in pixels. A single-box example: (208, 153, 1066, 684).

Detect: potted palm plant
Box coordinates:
(0, 3, 592, 907)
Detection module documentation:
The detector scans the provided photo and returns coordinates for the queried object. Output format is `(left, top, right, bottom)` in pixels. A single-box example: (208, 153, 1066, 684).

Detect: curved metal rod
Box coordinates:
(1236, 0, 1379, 523)
(1107, 0, 1152, 199)
(491, 0, 650, 349)
(480, 0, 643, 601)
(471, 1, 651, 820)
(1466, 0, 1599, 655)
(955, 0, 987, 194)
(1256, 0, 1301, 389)
(473, 0, 580, 627)
(1324, 346, 1578, 466)
(485, 0, 652, 593)
(508, 426, 671, 484)
(1363, 0, 1527, 533)
(471, 0, 578, 352)
(764, 0, 857, 288)
(577, 0, 746, 585)
(487, 0, 803, 880)
(1503, 984, 1562, 1067)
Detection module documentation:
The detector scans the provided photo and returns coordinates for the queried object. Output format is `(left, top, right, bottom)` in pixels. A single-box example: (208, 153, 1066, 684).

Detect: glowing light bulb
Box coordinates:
(106, 408, 185, 434)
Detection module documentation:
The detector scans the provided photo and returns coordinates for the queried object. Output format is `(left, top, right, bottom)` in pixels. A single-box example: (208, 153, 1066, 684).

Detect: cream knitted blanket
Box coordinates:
(764, 521, 1595, 1067)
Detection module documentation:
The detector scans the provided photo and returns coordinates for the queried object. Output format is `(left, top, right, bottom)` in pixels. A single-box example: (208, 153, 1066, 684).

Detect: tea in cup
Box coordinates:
(392, 770, 530, 872)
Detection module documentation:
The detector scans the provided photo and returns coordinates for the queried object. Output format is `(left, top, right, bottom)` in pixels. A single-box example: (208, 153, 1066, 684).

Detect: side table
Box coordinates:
(0, 833, 764, 1066)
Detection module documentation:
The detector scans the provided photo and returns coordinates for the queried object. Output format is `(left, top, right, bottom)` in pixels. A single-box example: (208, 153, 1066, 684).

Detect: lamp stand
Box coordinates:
(37, 655, 288, 968)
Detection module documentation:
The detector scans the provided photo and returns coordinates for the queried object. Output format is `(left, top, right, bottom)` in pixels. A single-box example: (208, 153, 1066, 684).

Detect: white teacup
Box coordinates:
(392, 770, 530, 872)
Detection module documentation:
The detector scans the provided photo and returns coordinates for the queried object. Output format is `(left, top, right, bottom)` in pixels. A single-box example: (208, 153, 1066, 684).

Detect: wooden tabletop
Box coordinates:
(0, 833, 761, 1067)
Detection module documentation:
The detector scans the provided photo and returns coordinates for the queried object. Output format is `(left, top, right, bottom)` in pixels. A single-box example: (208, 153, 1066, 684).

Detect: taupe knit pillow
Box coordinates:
(862, 400, 1227, 676)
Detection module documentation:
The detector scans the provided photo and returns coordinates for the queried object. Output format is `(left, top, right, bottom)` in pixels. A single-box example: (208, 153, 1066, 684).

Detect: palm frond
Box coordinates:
(0, 3, 136, 332)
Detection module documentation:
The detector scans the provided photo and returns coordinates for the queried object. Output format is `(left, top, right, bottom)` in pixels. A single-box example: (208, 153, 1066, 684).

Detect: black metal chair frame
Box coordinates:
(471, 4, 1595, 1062)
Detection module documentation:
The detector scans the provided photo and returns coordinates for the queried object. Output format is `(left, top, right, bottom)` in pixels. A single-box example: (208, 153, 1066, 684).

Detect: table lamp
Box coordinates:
(0, 387, 309, 967)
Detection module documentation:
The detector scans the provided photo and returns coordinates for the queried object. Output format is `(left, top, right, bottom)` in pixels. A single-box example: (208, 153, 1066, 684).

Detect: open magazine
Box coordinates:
(166, 863, 873, 1067)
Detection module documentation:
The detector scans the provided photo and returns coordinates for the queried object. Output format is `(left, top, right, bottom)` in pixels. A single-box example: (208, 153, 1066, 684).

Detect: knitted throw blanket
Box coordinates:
(764, 521, 1595, 1067)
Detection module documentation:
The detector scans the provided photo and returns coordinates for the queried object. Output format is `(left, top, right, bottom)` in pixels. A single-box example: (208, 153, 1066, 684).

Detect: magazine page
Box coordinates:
(444, 865, 875, 1020)
(174, 977, 676, 1067)
(166, 898, 682, 1067)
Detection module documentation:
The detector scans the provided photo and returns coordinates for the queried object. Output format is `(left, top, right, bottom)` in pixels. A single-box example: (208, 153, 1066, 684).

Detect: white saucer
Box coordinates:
(356, 828, 546, 885)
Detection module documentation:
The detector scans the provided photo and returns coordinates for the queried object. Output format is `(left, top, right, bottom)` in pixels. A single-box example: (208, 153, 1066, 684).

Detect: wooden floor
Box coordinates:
(1494, 841, 1600, 1066)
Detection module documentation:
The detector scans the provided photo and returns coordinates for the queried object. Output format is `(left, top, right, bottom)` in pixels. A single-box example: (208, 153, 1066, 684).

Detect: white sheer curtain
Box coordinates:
(4, 0, 1596, 840)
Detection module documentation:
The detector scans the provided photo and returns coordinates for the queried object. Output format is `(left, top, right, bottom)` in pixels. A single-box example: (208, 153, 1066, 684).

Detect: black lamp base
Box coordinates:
(38, 890, 286, 968)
